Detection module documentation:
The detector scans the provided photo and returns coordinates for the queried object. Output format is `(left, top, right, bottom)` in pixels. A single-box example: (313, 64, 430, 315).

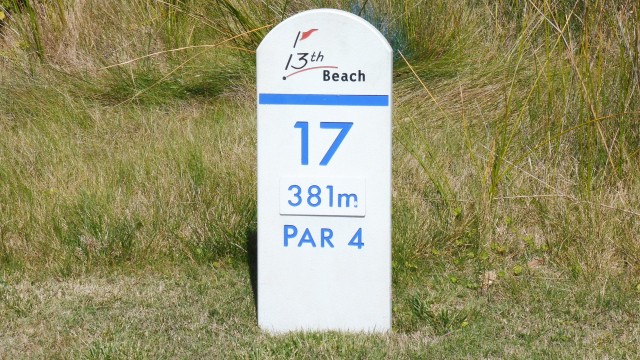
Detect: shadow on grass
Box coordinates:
(246, 229, 258, 314)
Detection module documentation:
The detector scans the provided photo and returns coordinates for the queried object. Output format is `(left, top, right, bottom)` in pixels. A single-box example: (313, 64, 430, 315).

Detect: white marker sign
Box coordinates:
(257, 8, 392, 332)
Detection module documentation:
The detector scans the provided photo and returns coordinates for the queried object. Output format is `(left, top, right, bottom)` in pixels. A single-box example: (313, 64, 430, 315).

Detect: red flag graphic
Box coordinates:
(299, 29, 318, 41)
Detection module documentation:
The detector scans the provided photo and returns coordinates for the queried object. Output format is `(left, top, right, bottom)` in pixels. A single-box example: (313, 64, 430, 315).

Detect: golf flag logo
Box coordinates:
(294, 28, 319, 48)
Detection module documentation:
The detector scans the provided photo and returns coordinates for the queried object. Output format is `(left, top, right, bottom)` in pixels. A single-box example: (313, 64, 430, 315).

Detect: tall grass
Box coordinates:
(0, 0, 639, 283)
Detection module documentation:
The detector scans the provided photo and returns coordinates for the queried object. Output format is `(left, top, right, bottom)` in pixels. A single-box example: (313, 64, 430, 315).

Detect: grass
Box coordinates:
(1, 263, 639, 358)
(1, 0, 640, 358)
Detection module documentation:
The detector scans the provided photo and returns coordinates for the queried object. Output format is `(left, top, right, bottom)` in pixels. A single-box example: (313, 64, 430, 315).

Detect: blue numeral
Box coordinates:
(348, 228, 364, 249)
(294, 122, 353, 166)
(288, 185, 302, 206)
(326, 185, 334, 207)
(294, 121, 309, 165)
(307, 185, 321, 207)
(319, 122, 353, 166)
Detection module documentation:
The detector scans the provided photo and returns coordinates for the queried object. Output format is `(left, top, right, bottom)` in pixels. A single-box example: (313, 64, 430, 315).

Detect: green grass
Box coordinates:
(1, 0, 640, 357)
(1, 263, 638, 358)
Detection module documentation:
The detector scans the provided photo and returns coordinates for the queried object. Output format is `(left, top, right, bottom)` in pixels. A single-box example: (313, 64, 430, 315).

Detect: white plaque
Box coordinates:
(257, 8, 392, 332)
(279, 177, 366, 217)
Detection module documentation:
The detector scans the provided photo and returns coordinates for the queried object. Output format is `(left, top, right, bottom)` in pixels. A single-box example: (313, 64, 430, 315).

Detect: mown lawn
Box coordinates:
(2, 262, 639, 358)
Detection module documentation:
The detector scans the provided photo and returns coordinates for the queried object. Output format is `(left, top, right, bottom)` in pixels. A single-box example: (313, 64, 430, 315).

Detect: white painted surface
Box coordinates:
(257, 8, 392, 332)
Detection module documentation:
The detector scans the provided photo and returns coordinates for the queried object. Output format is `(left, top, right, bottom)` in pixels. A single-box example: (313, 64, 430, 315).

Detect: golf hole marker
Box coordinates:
(257, 9, 392, 332)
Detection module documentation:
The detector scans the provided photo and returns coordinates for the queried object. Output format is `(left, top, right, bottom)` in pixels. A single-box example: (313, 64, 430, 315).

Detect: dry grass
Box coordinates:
(1, 264, 639, 358)
(1, 0, 640, 357)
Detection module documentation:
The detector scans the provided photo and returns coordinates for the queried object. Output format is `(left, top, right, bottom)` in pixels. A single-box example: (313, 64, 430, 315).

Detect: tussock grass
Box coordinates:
(1, 0, 640, 356)
(1, 88, 256, 273)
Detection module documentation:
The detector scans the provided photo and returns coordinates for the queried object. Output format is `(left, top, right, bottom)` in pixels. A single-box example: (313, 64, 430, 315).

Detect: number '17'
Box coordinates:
(294, 122, 353, 166)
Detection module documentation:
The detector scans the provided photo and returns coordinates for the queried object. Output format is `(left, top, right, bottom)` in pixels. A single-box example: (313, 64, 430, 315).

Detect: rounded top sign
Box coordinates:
(257, 9, 392, 96)
(257, 8, 392, 332)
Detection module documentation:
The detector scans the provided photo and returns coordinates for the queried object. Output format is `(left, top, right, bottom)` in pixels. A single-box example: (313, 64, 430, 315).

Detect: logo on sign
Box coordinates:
(282, 29, 366, 83)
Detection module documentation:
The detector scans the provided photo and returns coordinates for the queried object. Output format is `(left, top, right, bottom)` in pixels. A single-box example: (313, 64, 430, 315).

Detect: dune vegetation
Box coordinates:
(1, 0, 639, 357)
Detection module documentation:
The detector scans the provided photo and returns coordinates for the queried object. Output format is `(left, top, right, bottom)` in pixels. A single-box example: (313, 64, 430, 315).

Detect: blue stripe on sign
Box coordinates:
(259, 93, 389, 106)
